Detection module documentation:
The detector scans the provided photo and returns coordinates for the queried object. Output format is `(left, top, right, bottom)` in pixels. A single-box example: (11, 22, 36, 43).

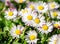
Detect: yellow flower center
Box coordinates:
(27, 15, 33, 20)
(19, 0, 23, 3)
(15, 30, 21, 35)
(42, 25, 48, 30)
(52, 12, 58, 17)
(29, 5, 34, 10)
(54, 24, 59, 28)
(37, 5, 44, 10)
(8, 11, 13, 16)
(54, 40, 57, 44)
(50, 3, 55, 9)
(30, 35, 36, 40)
(34, 18, 40, 24)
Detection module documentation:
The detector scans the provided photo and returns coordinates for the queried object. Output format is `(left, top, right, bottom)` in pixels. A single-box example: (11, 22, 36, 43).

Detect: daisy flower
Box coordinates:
(25, 30, 38, 44)
(32, 15, 45, 27)
(48, 2, 59, 10)
(53, 21, 60, 29)
(18, 8, 32, 17)
(50, 10, 60, 19)
(27, 2, 37, 10)
(15, 0, 26, 3)
(22, 11, 37, 26)
(36, 1, 48, 13)
(10, 25, 24, 38)
(5, 7, 17, 20)
(48, 34, 60, 44)
(37, 22, 53, 34)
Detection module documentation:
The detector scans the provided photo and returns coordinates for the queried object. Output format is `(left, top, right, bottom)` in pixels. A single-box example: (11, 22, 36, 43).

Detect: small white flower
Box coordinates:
(10, 25, 24, 38)
(48, 34, 60, 44)
(22, 11, 37, 26)
(36, 1, 48, 13)
(32, 15, 45, 27)
(50, 11, 60, 19)
(27, 2, 37, 10)
(18, 8, 32, 17)
(5, 8, 17, 20)
(53, 21, 60, 29)
(37, 22, 53, 34)
(25, 30, 38, 44)
(48, 2, 59, 10)
(15, 0, 26, 3)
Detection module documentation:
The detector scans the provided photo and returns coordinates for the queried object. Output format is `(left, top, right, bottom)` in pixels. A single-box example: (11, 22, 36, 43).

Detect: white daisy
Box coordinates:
(53, 21, 60, 29)
(15, 0, 26, 3)
(50, 11, 60, 19)
(18, 8, 32, 17)
(25, 30, 38, 44)
(27, 2, 37, 10)
(48, 34, 60, 44)
(5, 7, 17, 20)
(32, 15, 45, 27)
(48, 2, 59, 10)
(22, 11, 37, 26)
(36, 1, 48, 13)
(37, 22, 53, 34)
(10, 25, 24, 38)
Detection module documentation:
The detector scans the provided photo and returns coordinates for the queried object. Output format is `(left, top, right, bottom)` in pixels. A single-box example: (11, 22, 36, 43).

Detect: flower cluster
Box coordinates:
(0, 0, 60, 44)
